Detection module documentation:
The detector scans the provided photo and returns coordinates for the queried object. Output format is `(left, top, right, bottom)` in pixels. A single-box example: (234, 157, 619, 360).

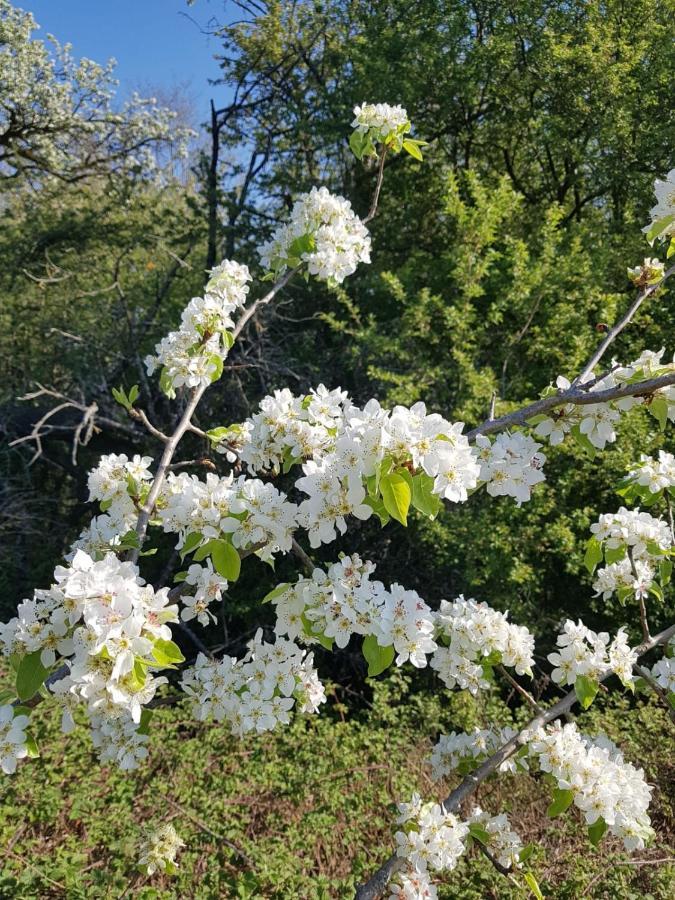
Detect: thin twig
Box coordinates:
(496, 664, 543, 713)
(363, 149, 388, 224)
(634, 663, 675, 726)
(575, 264, 675, 385)
(128, 407, 168, 442)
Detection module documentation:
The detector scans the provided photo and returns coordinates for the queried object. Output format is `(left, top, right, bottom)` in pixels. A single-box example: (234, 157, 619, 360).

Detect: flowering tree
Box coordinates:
(0, 0, 193, 185)
(1, 102, 675, 899)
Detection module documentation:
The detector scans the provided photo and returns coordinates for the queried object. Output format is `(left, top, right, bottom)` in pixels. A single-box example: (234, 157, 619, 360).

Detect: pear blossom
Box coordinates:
(259, 186, 371, 284)
(0, 705, 30, 775)
(530, 722, 654, 850)
(138, 823, 185, 875)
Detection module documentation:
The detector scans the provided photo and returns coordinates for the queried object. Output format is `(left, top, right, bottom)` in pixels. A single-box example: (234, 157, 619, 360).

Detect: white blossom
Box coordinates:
(259, 186, 371, 284)
(0, 705, 29, 775)
(137, 823, 185, 875)
(530, 722, 654, 850)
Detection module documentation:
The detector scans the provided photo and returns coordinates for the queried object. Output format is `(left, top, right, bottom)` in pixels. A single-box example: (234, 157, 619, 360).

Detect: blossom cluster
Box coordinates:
(590, 507, 672, 602)
(71, 453, 153, 557)
(137, 823, 185, 876)
(180, 561, 228, 626)
(259, 186, 371, 284)
(644, 168, 675, 241)
(547, 620, 637, 688)
(429, 726, 525, 781)
(475, 431, 546, 504)
(0, 550, 178, 770)
(529, 722, 654, 850)
(651, 655, 675, 692)
(351, 102, 410, 143)
(145, 259, 251, 391)
(468, 807, 524, 871)
(180, 631, 325, 734)
(229, 386, 488, 547)
(391, 793, 469, 900)
(534, 350, 675, 451)
(431, 596, 535, 693)
(626, 450, 675, 495)
(272, 554, 436, 667)
(627, 257, 665, 286)
(0, 705, 29, 775)
(157, 471, 298, 561)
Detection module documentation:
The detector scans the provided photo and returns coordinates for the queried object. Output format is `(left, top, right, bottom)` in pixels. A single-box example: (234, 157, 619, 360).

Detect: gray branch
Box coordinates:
(354, 621, 675, 900)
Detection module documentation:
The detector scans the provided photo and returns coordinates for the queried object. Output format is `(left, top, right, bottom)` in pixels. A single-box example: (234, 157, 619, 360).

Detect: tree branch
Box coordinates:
(575, 265, 675, 385)
(466, 371, 675, 441)
(354, 622, 675, 899)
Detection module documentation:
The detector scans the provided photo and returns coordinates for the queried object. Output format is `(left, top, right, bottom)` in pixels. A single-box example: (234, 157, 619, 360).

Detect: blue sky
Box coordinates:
(25, 1, 234, 122)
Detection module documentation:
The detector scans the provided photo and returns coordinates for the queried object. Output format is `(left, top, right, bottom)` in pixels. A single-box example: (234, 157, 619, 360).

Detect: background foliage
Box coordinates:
(1, 0, 674, 895)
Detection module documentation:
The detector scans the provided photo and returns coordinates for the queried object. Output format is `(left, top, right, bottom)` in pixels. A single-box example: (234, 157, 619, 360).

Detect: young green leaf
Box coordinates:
(574, 674, 599, 709)
(583, 537, 603, 574)
(411, 472, 441, 519)
(16, 651, 48, 701)
(362, 635, 395, 676)
(523, 871, 544, 900)
(211, 539, 241, 582)
(152, 639, 185, 667)
(380, 472, 412, 526)
(587, 816, 607, 847)
(546, 787, 574, 818)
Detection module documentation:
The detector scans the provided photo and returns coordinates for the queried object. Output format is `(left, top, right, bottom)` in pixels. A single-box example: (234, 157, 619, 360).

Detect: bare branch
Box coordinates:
(575, 265, 675, 385)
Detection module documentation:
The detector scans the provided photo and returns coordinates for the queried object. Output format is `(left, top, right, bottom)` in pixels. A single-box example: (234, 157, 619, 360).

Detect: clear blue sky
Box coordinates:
(24, 1, 234, 122)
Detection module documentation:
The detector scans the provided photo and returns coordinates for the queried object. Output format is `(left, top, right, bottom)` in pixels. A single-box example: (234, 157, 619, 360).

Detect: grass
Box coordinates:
(1, 668, 674, 899)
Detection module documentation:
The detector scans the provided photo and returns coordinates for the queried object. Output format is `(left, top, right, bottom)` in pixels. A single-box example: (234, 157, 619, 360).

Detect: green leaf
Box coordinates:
(159, 367, 176, 399)
(287, 233, 316, 259)
(0, 688, 15, 705)
(152, 639, 185, 667)
(262, 583, 290, 604)
(362, 635, 395, 677)
(648, 396, 669, 431)
(363, 494, 391, 527)
(574, 675, 599, 709)
(583, 537, 603, 574)
(180, 532, 203, 559)
(211, 539, 241, 581)
(570, 424, 597, 459)
(375, 456, 393, 493)
(588, 817, 607, 847)
(300, 613, 333, 650)
(25, 731, 39, 758)
(137, 708, 153, 735)
(349, 130, 366, 159)
(646, 213, 675, 244)
(129, 659, 148, 690)
(128, 384, 140, 405)
(112, 386, 131, 410)
(209, 354, 224, 383)
(659, 559, 672, 586)
(547, 787, 575, 818)
(402, 139, 424, 161)
(16, 651, 48, 701)
(222, 331, 235, 350)
(380, 472, 412, 526)
(604, 544, 626, 565)
(648, 580, 664, 602)
(411, 472, 441, 519)
(518, 844, 535, 864)
(668, 236, 675, 259)
(523, 871, 544, 900)
(468, 823, 491, 845)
